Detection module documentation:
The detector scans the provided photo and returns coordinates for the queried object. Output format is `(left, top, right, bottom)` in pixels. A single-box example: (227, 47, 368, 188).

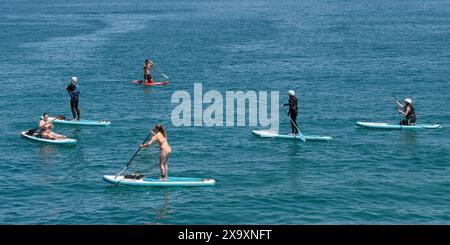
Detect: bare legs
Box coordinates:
(159, 150, 170, 181)
(42, 132, 67, 140)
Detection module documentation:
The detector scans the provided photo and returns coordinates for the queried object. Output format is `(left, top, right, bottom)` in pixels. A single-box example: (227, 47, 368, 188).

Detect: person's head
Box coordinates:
(71, 76, 78, 83)
(153, 124, 167, 138)
(43, 112, 49, 120)
(288, 90, 295, 97)
(404, 98, 412, 105)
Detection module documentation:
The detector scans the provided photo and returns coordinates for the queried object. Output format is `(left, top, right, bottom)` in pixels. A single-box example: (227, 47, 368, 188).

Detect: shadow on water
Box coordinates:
(69, 128, 82, 137)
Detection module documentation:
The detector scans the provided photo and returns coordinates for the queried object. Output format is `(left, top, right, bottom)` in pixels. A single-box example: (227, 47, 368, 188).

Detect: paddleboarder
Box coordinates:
(140, 124, 172, 181)
(66, 76, 80, 121)
(283, 90, 299, 135)
(395, 98, 416, 125)
(38, 113, 67, 140)
(144, 59, 154, 83)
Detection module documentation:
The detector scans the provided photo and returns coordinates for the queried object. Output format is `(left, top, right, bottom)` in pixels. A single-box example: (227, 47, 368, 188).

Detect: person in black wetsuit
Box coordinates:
(66, 76, 80, 121)
(283, 90, 299, 135)
(396, 97, 416, 125)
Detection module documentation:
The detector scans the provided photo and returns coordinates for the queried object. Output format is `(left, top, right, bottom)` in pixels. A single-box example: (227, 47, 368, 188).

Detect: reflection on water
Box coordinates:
(143, 87, 155, 95)
(69, 129, 82, 139)
(400, 131, 417, 145)
(39, 144, 56, 162)
(155, 190, 174, 222)
(287, 140, 301, 156)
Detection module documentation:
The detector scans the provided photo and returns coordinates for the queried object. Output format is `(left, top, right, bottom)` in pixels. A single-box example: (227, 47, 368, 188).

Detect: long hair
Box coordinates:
(154, 124, 167, 139)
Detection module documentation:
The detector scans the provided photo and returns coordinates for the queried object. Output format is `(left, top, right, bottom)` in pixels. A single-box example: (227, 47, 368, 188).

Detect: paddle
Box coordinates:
(25, 128, 39, 136)
(392, 94, 404, 123)
(282, 105, 306, 142)
(161, 73, 169, 80)
(151, 64, 169, 82)
(115, 131, 153, 179)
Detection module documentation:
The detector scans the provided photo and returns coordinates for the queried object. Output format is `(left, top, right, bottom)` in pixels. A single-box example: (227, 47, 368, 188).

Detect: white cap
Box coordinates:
(404, 98, 412, 104)
(71, 76, 78, 82)
(288, 90, 295, 96)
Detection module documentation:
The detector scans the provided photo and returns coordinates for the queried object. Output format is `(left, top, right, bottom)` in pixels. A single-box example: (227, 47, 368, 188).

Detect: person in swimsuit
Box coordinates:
(140, 124, 172, 181)
(395, 98, 416, 125)
(38, 113, 67, 140)
(143, 59, 154, 83)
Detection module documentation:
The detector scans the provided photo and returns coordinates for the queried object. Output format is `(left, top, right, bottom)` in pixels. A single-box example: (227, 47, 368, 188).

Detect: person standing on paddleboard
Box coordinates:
(66, 76, 80, 121)
(143, 59, 154, 83)
(38, 112, 67, 140)
(140, 124, 172, 181)
(283, 90, 299, 135)
(395, 98, 416, 125)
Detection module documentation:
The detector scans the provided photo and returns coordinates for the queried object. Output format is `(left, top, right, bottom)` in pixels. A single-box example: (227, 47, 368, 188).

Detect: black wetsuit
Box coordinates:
(284, 96, 299, 134)
(66, 82, 80, 120)
(401, 104, 416, 125)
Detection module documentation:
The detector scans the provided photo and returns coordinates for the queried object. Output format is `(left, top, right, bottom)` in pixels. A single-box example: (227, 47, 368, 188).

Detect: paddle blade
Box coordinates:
(296, 132, 306, 142)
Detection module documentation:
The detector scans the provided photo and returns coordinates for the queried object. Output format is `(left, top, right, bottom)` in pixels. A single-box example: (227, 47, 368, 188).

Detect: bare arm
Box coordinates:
(39, 120, 51, 129)
(140, 131, 158, 148)
(395, 100, 404, 108)
(398, 106, 410, 116)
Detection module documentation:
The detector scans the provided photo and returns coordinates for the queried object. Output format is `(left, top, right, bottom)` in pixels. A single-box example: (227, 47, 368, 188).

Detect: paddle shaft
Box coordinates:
(115, 132, 153, 178)
(392, 94, 404, 121)
(152, 66, 169, 80)
(283, 106, 305, 141)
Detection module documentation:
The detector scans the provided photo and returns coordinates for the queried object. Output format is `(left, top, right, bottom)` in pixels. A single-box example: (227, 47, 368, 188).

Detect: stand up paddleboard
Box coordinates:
(131, 80, 169, 86)
(356, 122, 441, 130)
(103, 175, 216, 187)
(252, 130, 333, 141)
(41, 116, 111, 126)
(21, 131, 77, 144)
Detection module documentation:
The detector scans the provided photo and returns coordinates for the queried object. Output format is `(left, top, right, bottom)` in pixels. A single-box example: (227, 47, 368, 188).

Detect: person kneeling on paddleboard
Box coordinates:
(66, 76, 80, 121)
(140, 124, 172, 181)
(395, 98, 416, 125)
(38, 112, 67, 140)
(144, 59, 154, 83)
(283, 90, 299, 135)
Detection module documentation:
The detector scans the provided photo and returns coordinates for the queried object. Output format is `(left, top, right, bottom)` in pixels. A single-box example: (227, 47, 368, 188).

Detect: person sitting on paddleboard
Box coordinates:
(38, 113, 67, 140)
(66, 76, 80, 121)
(144, 59, 154, 83)
(283, 90, 299, 135)
(396, 98, 416, 125)
(140, 124, 172, 181)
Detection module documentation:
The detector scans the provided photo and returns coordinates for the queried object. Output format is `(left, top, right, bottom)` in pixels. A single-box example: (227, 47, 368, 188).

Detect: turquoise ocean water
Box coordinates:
(0, 0, 449, 224)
